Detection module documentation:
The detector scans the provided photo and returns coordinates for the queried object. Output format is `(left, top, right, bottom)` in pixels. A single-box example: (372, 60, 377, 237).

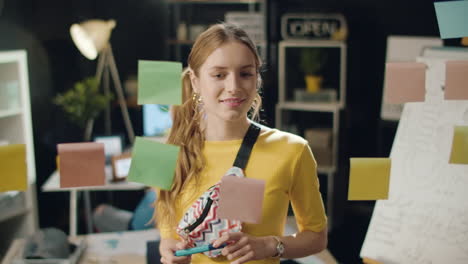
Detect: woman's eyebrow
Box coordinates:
(208, 66, 228, 70)
(209, 64, 255, 70)
(241, 64, 255, 69)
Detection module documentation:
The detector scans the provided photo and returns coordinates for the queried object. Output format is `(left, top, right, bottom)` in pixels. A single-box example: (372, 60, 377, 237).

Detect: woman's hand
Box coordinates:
(212, 232, 276, 264)
(159, 238, 192, 264)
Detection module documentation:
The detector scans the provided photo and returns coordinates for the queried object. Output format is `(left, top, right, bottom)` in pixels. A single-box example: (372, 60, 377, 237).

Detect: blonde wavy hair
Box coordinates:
(155, 23, 264, 230)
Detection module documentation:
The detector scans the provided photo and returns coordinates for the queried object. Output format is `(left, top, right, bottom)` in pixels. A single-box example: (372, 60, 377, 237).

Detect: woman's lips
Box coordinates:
(220, 98, 245, 107)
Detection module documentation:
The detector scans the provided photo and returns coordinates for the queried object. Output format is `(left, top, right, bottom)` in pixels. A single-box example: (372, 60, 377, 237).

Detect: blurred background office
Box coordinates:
(0, 0, 454, 262)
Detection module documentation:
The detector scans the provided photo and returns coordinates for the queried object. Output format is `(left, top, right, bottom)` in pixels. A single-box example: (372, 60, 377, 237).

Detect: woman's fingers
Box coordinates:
(175, 240, 188, 250)
(212, 233, 231, 248)
(226, 243, 252, 260)
(161, 254, 191, 264)
(216, 233, 272, 263)
(231, 251, 255, 264)
(213, 232, 244, 248)
(222, 235, 248, 256)
(160, 243, 191, 264)
(173, 255, 191, 264)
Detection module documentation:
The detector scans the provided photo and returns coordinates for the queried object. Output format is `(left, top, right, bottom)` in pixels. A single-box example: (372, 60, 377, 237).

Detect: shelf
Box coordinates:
(278, 41, 347, 110)
(317, 166, 336, 175)
(169, 0, 263, 4)
(0, 108, 22, 118)
(0, 191, 29, 223)
(0, 206, 30, 223)
(277, 101, 343, 112)
(0, 50, 38, 252)
(279, 40, 345, 48)
(168, 39, 266, 46)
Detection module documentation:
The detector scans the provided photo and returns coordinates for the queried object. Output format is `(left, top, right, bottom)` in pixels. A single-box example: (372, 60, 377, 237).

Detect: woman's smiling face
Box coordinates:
(191, 41, 258, 125)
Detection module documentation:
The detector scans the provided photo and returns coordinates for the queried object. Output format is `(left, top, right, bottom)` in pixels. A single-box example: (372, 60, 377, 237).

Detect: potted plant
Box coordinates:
(53, 77, 113, 141)
(300, 48, 327, 93)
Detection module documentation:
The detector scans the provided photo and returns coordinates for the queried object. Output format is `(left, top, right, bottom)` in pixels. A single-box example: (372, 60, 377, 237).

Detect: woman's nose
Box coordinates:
(226, 75, 240, 93)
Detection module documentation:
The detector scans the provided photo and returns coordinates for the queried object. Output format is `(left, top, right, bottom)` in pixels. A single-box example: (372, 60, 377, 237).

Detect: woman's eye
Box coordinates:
(213, 73, 225, 79)
(241, 72, 254, 78)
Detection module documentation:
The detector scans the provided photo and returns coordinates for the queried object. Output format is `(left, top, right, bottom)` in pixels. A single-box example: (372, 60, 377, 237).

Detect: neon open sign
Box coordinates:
(281, 13, 347, 40)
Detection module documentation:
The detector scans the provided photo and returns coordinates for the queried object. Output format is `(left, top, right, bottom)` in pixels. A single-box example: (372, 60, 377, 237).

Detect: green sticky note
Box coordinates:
(449, 126, 468, 164)
(127, 137, 179, 190)
(138, 60, 182, 105)
(0, 144, 27, 192)
(348, 158, 391, 201)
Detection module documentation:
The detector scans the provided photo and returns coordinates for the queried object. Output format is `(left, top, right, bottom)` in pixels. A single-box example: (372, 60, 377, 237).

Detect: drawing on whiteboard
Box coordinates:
(463, 108, 468, 122)
(361, 56, 468, 264)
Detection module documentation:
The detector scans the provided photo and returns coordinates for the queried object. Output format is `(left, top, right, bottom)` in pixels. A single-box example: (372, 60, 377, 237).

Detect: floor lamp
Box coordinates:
(69, 19, 135, 236)
(70, 19, 135, 144)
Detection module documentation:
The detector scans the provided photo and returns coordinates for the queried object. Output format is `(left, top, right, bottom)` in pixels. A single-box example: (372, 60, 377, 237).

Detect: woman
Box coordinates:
(156, 23, 327, 264)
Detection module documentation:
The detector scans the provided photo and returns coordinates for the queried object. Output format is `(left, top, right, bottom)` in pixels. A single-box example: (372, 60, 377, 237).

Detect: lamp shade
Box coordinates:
(70, 19, 116, 60)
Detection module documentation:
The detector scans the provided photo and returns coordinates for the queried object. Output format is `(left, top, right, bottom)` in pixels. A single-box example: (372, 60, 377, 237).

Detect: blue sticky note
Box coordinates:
(434, 0, 468, 39)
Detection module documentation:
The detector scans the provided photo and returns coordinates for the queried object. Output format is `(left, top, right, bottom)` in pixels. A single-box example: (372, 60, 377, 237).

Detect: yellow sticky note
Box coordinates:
(462, 37, 468, 47)
(363, 257, 384, 264)
(449, 126, 468, 164)
(0, 144, 27, 191)
(348, 158, 391, 201)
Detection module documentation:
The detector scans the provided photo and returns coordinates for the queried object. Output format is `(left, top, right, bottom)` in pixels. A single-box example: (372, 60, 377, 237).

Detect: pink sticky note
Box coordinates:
(58, 142, 105, 188)
(218, 176, 265, 224)
(384, 62, 426, 104)
(445, 61, 468, 100)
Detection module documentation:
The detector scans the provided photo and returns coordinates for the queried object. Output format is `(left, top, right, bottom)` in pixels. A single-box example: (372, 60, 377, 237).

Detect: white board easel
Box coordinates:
(362, 51, 468, 263)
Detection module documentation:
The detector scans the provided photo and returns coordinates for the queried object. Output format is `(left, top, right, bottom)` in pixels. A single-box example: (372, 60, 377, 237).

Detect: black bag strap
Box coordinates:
(233, 123, 261, 169)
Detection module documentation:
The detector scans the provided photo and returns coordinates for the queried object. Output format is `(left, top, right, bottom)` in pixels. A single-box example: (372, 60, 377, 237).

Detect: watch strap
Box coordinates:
(272, 236, 284, 258)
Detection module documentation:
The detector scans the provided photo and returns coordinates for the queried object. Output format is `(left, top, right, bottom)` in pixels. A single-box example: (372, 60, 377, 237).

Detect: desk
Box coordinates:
(2, 229, 336, 264)
(1, 229, 159, 264)
(42, 166, 145, 237)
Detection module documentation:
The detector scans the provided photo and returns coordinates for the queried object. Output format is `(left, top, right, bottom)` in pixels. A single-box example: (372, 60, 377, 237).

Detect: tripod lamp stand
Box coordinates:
(68, 19, 135, 236)
(70, 19, 135, 144)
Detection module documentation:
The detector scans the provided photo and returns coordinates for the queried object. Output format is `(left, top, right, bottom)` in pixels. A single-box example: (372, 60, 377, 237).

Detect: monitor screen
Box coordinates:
(143, 104, 173, 137)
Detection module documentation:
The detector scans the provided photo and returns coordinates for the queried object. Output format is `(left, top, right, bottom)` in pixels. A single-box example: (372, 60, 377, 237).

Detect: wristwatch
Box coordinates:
(272, 236, 284, 258)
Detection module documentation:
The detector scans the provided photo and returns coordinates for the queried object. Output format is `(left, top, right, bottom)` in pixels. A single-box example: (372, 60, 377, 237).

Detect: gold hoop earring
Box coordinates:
(192, 92, 205, 122)
(192, 92, 203, 106)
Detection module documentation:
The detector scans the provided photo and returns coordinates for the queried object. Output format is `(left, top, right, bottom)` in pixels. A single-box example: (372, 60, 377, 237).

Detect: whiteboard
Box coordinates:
(380, 36, 442, 121)
(361, 56, 468, 263)
(423, 46, 468, 60)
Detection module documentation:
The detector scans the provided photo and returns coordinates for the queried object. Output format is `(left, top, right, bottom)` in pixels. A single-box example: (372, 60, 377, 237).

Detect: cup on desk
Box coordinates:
(111, 152, 132, 182)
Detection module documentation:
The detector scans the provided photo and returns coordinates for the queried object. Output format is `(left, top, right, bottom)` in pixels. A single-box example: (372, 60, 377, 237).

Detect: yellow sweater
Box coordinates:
(159, 128, 327, 264)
